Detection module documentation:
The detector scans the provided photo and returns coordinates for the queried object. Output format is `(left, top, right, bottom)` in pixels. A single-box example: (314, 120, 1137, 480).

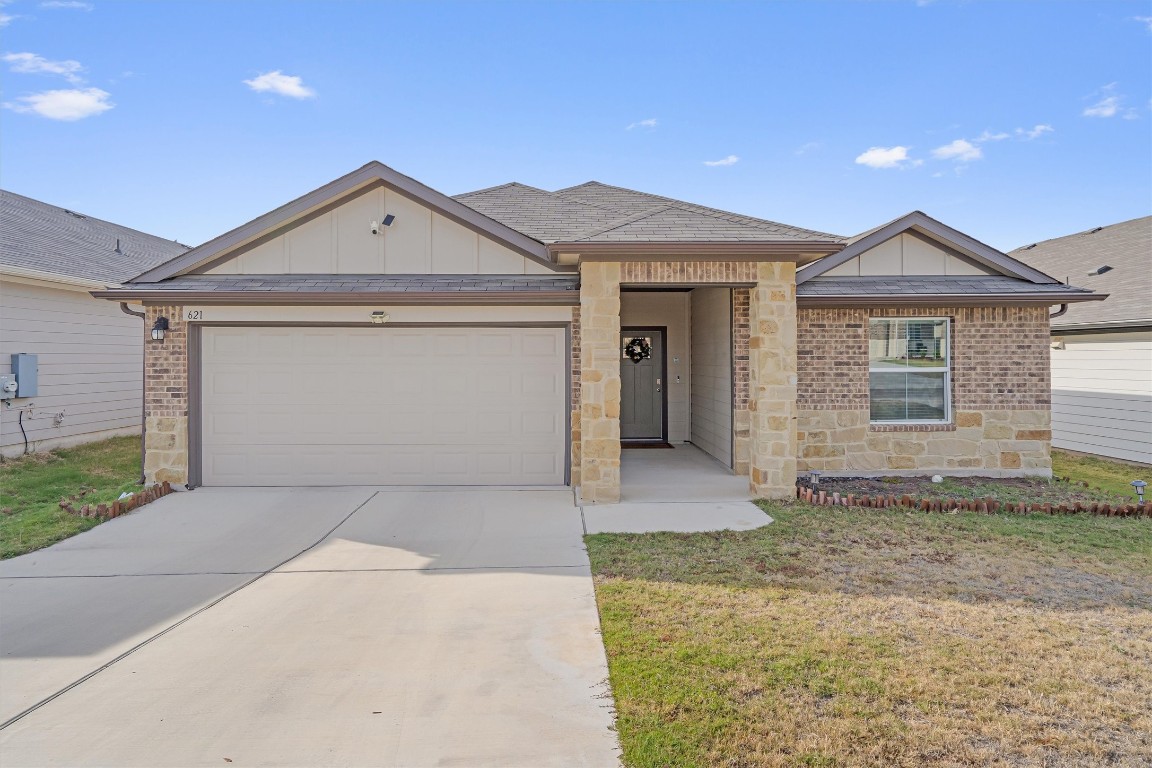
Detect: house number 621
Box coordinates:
(185, 310, 204, 321)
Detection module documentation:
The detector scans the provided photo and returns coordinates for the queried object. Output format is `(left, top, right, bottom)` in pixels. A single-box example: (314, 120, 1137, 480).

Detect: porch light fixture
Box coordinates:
(370, 311, 390, 325)
(150, 316, 169, 341)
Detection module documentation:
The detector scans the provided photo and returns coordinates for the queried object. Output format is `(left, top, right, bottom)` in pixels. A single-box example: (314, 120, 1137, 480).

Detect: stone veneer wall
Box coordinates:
(143, 305, 189, 485)
(797, 306, 1052, 475)
(747, 263, 798, 497)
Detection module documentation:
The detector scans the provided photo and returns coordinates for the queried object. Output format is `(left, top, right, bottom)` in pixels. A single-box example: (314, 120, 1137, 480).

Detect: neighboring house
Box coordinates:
(1009, 217, 1152, 465)
(93, 162, 1103, 502)
(0, 191, 188, 458)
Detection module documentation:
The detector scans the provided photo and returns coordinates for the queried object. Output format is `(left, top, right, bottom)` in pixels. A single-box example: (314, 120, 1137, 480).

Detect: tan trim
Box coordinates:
(92, 289, 579, 306)
(553, 242, 843, 261)
(797, 292, 1107, 308)
(1, 266, 116, 292)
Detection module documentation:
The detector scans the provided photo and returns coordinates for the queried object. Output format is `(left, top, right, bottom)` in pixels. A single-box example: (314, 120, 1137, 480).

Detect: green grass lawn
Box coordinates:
(589, 482, 1152, 766)
(0, 436, 142, 559)
(1053, 448, 1151, 500)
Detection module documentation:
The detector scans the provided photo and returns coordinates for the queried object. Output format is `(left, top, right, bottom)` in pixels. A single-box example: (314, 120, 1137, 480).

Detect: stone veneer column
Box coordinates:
(578, 262, 622, 503)
(748, 262, 798, 498)
(143, 305, 189, 485)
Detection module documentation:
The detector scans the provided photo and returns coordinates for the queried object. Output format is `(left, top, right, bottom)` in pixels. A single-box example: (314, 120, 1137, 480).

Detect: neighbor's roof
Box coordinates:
(797, 276, 1101, 306)
(1009, 216, 1152, 329)
(0, 189, 189, 285)
(455, 180, 845, 244)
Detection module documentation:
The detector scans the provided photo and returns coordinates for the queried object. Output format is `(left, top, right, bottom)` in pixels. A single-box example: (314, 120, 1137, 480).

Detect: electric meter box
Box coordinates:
(11, 354, 38, 398)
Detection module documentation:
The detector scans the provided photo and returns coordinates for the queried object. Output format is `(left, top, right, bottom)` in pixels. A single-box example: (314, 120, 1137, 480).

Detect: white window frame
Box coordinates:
(867, 317, 952, 425)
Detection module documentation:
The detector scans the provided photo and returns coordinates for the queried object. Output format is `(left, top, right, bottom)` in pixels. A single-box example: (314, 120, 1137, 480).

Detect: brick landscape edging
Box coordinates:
(60, 482, 175, 519)
(794, 482, 1150, 518)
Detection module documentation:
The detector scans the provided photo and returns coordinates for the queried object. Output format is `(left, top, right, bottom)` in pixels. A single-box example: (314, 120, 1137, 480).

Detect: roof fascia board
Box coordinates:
(1053, 319, 1152, 333)
(551, 242, 843, 261)
(90, 289, 579, 306)
(798, 292, 1106, 308)
(131, 162, 555, 283)
(797, 212, 1059, 285)
(1, 265, 116, 291)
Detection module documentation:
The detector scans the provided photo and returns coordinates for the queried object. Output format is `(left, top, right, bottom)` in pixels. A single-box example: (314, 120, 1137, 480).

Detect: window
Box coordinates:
(868, 318, 950, 423)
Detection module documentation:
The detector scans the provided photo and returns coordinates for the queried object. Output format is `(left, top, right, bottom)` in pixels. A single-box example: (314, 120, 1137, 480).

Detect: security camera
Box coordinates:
(370, 220, 379, 235)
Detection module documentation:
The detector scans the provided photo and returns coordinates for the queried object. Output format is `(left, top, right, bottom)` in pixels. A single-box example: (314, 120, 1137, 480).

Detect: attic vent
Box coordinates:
(1087, 265, 1112, 276)
(62, 209, 87, 219)
(1088, 227, 1103, 234)
(114, 238, 123, 255)
(1021, 243, 1037, 250)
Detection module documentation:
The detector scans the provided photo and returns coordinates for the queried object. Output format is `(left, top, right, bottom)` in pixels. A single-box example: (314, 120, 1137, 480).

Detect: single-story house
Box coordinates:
(1010, 217, 1151, 465)
(0, 190, 188, 458)
(93, 162, 1104, 502)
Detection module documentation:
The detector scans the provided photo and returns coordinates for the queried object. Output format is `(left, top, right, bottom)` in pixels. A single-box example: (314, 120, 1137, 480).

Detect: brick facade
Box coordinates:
(619, 261, 760, 284)
(796, 305, 1052, 476)
(570, 307, 581, 487)
(143, 305, 189, 485)
(732, 288, 751, 474)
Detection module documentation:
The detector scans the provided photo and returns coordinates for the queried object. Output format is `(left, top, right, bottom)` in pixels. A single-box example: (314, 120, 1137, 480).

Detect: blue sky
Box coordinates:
(1, 0, 1149, 252)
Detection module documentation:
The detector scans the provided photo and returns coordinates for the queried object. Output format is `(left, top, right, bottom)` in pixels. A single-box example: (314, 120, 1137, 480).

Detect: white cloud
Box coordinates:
(3, 86, 113, 120)
(794, 141, 822, 155)
(932, 138, 983, 162)
(975, 130, 1010, 142)
(2, 51, 85, 83)
(1134, 16, 1152, 32)
(1016, 124, 1053, 140)
(0, 12, 14, 26)
(1083, 83, 1131, 118)
(626, 118, 657, 130)
(703, 154, 739, 167)
(40, 0, 93, 8)
(243, 70, 315, 99)
(854, 146, 919, 169)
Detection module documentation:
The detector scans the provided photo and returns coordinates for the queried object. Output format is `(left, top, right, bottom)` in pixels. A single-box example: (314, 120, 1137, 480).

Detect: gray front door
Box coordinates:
(620, 328, 665, 441)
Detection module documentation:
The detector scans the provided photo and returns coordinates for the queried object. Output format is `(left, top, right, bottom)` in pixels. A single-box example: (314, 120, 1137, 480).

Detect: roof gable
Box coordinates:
(798, 211, 1058, 285)
(132, 162, 556, 283)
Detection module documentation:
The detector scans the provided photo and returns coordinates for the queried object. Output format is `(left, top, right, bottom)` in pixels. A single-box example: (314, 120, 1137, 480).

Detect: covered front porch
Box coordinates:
(574, 259, 801, 504)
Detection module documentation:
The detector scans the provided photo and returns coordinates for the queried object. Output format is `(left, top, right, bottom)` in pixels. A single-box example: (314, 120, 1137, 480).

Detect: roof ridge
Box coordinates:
(553, 180, 844, 241)
(1009, 214, 1152, 252)
(0, 189, 192, 249)
(565, 205, 675, 242)
(453, 181, 547, 198)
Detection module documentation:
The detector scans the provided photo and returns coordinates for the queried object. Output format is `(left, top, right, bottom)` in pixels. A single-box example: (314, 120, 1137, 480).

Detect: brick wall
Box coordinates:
(732, 288, 751, 473)
(570, 307, 581, 487)
(796, 305, 1052, 477)
(143, 305, 189, 484)
(619, 261, 760, 284)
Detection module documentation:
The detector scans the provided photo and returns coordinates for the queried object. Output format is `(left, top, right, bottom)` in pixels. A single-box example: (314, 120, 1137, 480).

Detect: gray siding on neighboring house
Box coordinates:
(0, 280, 144, 457)
(1050, 330, 1152, 464)
(690, 287, 733, 466)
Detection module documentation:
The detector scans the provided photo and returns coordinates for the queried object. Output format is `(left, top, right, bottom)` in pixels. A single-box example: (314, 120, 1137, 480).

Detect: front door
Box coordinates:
(620, 328, 666, 441)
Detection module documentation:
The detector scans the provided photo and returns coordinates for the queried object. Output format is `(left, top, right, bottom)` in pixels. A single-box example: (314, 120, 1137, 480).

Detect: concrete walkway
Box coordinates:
(0, 488, 619, 768)
(620, 444, 752, 502)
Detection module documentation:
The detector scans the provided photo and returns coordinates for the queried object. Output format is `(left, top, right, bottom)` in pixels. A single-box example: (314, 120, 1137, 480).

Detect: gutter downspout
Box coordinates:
(1050, 304, 1068, 319)
(120, 302, 147, 485)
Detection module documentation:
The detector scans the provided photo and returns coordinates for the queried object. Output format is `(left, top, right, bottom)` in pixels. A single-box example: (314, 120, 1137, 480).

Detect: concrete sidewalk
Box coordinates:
(0, 488, 619, 768)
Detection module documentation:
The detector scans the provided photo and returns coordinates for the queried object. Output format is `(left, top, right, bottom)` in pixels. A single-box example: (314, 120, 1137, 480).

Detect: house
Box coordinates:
(1009, 217, 1151, 465)
(0, 190, 188, 458)
(92, 162, 1103, 502)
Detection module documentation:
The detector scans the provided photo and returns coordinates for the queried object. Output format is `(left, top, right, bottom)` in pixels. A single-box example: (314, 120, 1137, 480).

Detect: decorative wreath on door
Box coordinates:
(624, 337, 652, 364)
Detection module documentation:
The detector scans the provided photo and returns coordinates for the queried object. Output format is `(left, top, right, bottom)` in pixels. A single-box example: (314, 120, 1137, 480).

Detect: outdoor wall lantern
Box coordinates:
(151, 316, 169, 341)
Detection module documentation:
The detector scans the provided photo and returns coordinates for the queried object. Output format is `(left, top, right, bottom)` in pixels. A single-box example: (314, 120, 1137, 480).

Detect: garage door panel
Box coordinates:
(201, 327, 567, 485)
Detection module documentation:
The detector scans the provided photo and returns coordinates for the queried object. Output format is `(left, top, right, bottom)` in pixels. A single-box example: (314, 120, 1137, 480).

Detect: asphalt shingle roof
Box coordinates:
(797, 276, 1096, 298)
(123, 275, 580, 293)
(0, 189, 190, 284)
(453, 180, 844, 244)
(1009, 216, 1151, 328)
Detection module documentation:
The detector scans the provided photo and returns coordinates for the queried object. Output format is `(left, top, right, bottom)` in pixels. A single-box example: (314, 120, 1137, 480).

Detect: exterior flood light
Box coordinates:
(151, 316, 169, 341)
(370, 311, 390, 325)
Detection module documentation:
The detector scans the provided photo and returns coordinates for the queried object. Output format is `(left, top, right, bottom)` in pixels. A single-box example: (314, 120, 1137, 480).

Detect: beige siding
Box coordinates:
(823, 233, 996, 277)
(0, 280, 143, 457)
(204, 186, 546, 275)
(620, 292, 690, 442)
(690, 287, 733, 466)
(1051, 331, 1152, 464)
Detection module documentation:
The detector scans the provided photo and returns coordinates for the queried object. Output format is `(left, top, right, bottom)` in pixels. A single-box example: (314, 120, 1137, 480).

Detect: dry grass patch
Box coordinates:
(589, 504, 1152, 767)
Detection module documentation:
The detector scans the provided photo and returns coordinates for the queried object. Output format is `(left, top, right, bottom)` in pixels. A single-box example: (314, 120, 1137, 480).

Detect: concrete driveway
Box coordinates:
(0, 488, 619, 767)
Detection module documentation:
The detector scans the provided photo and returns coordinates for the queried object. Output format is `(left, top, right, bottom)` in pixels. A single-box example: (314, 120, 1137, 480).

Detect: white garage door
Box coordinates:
(200, 326, 567, 486)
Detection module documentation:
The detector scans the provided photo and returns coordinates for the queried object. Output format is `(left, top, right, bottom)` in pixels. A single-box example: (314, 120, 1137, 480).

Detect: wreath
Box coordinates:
(624, 337, 652, 364)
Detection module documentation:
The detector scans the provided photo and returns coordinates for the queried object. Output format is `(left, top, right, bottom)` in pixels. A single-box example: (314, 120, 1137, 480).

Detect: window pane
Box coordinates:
(905, 319, 948, 367)
(870, 371, 948, 422)
(869, 371, 909, 421)
(905, 371, 947, 420)
(868, 319, 907, 369)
